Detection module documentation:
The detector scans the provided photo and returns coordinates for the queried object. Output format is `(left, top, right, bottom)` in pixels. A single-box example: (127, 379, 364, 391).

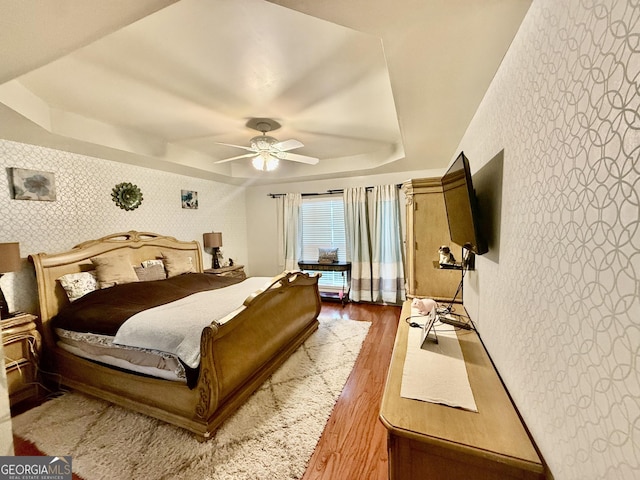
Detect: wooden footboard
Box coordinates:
(29, 232, 321, 440)
(196, 271, 321, 436)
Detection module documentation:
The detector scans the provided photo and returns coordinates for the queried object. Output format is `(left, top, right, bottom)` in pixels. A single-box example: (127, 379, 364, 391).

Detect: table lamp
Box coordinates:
(203, 232, 223, 269)
(0, 242, 21, 319)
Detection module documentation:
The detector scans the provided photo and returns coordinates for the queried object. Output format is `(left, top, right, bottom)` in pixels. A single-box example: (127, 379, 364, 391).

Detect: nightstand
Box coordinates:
(204, 265, 246, 280)
(1, 312, 41, 408)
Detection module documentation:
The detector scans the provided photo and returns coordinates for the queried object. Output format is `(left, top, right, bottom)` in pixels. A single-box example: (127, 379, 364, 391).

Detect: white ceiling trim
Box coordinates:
(0, 0, 532, 185)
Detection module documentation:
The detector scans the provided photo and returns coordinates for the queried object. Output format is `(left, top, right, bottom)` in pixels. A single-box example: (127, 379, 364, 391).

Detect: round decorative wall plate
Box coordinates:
(111, 182, 143, 211)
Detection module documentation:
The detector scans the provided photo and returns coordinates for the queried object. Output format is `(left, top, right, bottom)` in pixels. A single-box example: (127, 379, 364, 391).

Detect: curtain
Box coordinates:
(343, 187, 373, 302)
(277, 193, 302, 271)
(370, 185, 405, 304)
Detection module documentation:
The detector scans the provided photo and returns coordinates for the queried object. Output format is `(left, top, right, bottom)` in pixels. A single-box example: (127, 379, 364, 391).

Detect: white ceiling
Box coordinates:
(0, 0, 531, 186)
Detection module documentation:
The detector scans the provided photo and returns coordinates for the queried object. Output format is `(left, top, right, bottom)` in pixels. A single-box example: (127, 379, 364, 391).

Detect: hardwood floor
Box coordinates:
(12, 301, 400, 480)
(302, 301, 400, 480)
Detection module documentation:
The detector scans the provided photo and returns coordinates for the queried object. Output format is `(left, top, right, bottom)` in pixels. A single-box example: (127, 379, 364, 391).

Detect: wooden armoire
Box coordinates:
(402, 177, 462, 301)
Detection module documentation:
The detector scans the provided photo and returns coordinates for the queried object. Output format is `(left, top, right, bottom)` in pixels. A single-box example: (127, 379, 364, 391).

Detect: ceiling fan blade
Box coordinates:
(214, 142, 256, 152)
(273, 139, 303, 152)
(277, 152, 320, 165)
(214, 153, 257, 164)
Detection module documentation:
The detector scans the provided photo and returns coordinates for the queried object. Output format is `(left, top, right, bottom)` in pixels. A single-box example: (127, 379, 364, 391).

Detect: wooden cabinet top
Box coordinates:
(380, 301, 543, 474)
(204, 265, 244, 274)
(1, 312, 38, 335)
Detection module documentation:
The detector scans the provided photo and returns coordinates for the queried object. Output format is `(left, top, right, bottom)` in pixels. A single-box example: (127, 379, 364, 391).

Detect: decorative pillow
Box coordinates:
(58, 271, 99, 302)
(141, 259, 164, 268)
(161, 251, 195, 278)
(134, 264, 167, 282)
(90, 253, 139, 288)
(318, 247, 339, 263)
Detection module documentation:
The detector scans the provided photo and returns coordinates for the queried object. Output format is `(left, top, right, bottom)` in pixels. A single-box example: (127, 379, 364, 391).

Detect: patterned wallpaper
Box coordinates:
(458, 1, 639, 478)
(0, 139, 248, 314)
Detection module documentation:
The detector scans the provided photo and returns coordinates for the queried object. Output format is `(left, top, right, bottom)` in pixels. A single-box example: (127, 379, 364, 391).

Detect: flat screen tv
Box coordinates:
(441, 151, 488, 256)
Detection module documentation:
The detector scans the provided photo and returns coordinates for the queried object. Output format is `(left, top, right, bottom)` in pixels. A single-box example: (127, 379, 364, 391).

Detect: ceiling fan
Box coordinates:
(214, 118, 319, 171)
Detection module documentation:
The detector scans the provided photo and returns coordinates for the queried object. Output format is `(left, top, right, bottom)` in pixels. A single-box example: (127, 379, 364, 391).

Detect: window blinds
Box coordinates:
(301, 196, 346, 287)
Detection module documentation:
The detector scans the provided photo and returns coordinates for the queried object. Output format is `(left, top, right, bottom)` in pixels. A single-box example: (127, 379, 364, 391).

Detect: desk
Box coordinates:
(297, 261, 351, 305)
(380, 301, 544, 480)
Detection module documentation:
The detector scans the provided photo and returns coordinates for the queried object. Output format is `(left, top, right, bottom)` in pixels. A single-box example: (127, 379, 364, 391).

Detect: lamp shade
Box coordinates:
(203, 232, 223, 248)
(0, 242, 21, 273)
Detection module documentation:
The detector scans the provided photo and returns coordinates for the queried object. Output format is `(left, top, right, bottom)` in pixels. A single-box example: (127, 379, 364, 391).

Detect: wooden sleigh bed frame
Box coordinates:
(29, 231, 321, 441)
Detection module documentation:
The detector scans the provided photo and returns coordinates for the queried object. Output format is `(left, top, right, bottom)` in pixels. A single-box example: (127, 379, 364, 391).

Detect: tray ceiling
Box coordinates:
(0, 0, 531, 185)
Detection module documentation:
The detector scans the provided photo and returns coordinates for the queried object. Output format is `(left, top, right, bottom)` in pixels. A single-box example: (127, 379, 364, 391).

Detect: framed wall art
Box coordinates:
(9, 167, 57, 201)
(181, 190, 198, 209)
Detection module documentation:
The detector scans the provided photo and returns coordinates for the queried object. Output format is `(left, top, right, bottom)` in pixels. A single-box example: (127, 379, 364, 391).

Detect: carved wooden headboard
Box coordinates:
(29, 231, 203, 350)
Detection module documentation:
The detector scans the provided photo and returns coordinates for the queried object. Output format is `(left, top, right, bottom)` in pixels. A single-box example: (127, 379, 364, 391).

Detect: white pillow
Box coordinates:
(141, 259, 164, 268)
(58, 271, 99, 302)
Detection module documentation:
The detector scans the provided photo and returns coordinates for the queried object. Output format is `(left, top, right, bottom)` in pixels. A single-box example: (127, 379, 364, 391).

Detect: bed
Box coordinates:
(29, 231, 321, 441)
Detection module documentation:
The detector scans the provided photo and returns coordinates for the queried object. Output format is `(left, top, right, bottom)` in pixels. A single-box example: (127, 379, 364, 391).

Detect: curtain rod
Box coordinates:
(268, 184, 402, 198)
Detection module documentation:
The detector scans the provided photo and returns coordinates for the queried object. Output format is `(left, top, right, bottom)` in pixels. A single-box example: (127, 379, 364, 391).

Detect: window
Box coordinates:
(301, 196, 346, 288)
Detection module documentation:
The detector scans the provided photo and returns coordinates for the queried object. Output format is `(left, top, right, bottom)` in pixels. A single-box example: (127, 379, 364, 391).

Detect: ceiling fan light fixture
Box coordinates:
(213, 118, 318, 168)
(252, 152, 279, 171)
(250, 135, 277, 151)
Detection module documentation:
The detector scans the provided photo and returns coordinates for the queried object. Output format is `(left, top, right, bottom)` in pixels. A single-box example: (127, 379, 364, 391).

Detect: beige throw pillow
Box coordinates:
(90, 253, 139, 288)
(161, 251, 195, 278)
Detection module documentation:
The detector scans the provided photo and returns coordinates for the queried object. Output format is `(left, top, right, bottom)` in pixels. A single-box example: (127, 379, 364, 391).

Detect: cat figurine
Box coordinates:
(438, 245, 456, 265)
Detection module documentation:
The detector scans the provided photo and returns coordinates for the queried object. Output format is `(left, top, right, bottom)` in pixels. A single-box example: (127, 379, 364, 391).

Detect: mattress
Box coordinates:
(55, 328, 187, 383)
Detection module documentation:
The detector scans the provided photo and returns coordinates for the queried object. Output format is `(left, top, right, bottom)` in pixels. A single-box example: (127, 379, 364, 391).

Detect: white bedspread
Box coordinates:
(113, 277, 271, 368)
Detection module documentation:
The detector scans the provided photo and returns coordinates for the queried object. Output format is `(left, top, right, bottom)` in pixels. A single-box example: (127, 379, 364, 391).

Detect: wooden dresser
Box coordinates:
(1, 312, 41, 408)
(380, 301, 544, 479)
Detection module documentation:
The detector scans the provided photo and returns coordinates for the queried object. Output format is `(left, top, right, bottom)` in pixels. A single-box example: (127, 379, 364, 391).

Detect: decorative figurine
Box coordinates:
(438, 245, 456, 265)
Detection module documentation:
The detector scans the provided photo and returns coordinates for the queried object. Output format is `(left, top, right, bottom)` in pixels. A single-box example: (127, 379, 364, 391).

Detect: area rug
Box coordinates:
(12, 317, 370, 480)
